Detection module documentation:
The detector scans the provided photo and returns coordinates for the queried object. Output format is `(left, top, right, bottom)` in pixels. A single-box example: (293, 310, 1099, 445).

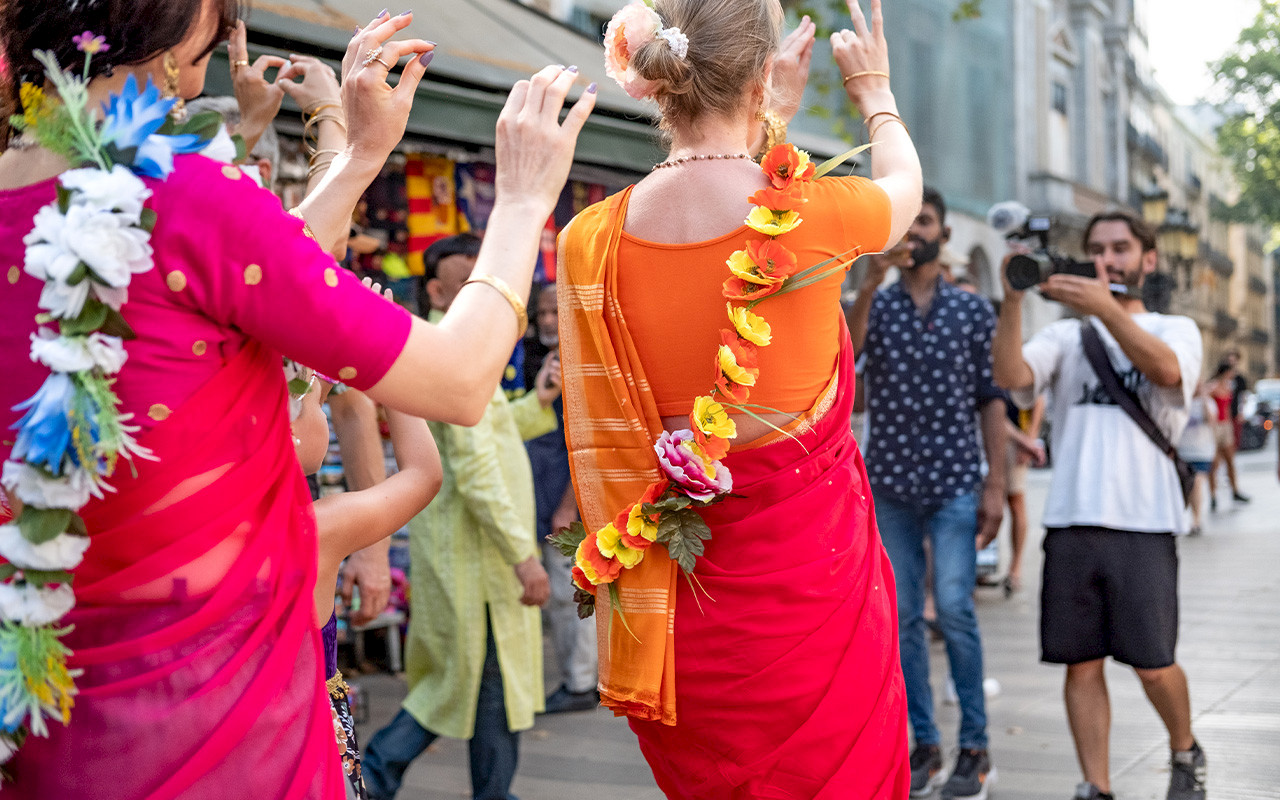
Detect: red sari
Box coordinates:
(559, 188, 909, 799)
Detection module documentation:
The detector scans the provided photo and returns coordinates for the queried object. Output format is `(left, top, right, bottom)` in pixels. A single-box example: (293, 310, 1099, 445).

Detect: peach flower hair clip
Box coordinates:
(603, 0, 689, 100)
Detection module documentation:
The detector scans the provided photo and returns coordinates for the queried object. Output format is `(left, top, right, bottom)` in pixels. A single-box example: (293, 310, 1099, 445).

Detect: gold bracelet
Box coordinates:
(302, 99, 342, 117)
(303, 112, 347, 156)
(463, 274, 528, 334)
(843, 70, 890, 85)
(869, 116, 909, 140)
(307, 158, 337, 180)
(863, 110, 902, 128)
(287, 207, 319, 242)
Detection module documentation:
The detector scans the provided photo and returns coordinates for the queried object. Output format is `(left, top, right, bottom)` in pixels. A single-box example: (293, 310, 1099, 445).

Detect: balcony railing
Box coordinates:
(1250, 275, 1269, 296)
(1215, 310, 1239, 337)
(1250, 327, 1270, 345)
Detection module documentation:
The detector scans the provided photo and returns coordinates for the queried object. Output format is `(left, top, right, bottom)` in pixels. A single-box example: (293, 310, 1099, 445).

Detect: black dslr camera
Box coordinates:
(987, 203, 1096, 291)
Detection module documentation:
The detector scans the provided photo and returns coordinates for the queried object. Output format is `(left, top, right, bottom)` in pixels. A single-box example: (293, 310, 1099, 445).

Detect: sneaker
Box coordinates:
(1233, 491, 1251, 504)
(1167, 740, 1206, 800)
(909, 743, 945, 797)
(540, 684, 598, 714)
(941, 749, 996, 800)
(1072, 782, 1114, 799)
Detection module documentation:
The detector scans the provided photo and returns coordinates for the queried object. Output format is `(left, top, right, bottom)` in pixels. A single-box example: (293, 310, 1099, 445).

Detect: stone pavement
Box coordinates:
(352, 448, 1280, 799)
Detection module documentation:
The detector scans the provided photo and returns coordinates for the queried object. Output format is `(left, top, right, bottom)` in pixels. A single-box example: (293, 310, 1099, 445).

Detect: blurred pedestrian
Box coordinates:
(1177, 382, 1216, 535)
(1207, 361, 1249, 509)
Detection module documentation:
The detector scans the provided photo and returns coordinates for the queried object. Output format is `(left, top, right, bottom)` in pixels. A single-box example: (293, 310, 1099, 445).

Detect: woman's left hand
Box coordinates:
(227, 21, 288, 155)
(340, 11, 436, 165)
(771, 15, 816, 123)
(278, 54, 343, 118)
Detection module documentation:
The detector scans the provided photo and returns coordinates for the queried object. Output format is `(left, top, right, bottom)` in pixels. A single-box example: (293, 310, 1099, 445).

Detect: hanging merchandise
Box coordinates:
(456, 162, 497, 233)
(405, 154, 469, 275)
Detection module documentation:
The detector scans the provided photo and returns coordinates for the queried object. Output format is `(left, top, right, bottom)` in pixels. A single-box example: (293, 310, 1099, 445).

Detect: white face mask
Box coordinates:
(240, 164, 265, 188)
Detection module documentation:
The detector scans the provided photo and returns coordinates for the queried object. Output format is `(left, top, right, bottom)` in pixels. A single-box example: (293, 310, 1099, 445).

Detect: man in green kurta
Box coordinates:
(363, 235, 560, 800)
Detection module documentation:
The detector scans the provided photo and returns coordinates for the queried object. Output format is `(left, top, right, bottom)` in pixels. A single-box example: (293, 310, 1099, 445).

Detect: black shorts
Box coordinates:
(1040, 526, 1179, 669)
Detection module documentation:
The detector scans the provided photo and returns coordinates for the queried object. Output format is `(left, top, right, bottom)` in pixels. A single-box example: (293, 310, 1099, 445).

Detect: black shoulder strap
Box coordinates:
(1078, 320, 1178, 457)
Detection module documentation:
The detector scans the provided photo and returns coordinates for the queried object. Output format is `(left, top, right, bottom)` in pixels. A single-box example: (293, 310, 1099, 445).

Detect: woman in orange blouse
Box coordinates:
(558, 0, 922, 797)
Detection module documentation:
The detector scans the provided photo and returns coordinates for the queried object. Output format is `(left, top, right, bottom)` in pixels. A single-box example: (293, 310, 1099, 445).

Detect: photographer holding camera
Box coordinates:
(992, 210, 1206, 800)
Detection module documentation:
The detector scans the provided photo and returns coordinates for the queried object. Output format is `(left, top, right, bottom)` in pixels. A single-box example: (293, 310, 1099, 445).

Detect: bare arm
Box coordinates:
(1092, 301, 1183, 388)
(328, 389, 393, 623)
(993, 283, 1035, 391)
(832, 0, 923, 247)
(313, 407, 441, 620)
(976, 399, 1007, 548)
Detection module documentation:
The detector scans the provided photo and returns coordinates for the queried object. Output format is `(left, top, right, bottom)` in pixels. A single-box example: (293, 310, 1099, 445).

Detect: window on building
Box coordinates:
(1052, 82, 1068, 115)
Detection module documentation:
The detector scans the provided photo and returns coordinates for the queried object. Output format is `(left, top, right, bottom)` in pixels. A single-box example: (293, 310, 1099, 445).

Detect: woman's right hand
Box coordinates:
(278, 54, 343, 117)
(493, 66, 597, 218)
(340, 10, 436, 164)
(831, 0, 892, 109)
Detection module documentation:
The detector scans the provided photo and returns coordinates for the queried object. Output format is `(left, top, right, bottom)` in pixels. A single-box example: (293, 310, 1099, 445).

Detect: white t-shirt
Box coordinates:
(1012, 313, 1202, 533)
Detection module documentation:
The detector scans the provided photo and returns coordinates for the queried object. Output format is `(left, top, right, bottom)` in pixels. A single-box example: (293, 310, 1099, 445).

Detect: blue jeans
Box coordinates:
(363, 622, 519, 800)
(877, 491, 989, 750)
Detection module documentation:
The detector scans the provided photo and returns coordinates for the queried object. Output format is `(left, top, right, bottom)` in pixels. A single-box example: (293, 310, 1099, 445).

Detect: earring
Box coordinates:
(162, 52, 187, 121)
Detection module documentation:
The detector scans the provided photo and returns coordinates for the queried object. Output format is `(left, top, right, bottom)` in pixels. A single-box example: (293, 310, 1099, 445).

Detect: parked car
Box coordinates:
(1240, 379, 1280, 452)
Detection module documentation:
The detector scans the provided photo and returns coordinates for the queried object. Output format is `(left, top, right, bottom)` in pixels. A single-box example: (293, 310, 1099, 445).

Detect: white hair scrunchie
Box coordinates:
(658, 26, 690, 61)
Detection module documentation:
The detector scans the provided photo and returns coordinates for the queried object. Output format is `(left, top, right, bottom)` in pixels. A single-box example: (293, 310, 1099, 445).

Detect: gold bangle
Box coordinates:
(463, 274, 528, 334)
(843, 70, 890, 86)
(302, 100, 342, 117)
(869, 116, 909, 140)
(863, 110, 902, 128)
(288, 207, 319, 242)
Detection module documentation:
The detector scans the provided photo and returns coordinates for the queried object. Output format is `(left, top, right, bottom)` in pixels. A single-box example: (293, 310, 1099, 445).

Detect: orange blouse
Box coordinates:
(615, 175, 891, 416)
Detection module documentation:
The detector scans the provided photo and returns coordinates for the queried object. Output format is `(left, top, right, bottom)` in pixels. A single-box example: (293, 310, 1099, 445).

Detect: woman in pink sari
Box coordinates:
(0, 1, 595, 796)
(558, 0, 921, 796)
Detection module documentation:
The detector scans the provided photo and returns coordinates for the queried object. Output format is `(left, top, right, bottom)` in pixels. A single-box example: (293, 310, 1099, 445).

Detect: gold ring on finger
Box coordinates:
(232, 59, 250, 72)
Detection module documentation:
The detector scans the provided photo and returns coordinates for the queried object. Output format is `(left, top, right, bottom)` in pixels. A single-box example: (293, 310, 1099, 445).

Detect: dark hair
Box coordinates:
(1, 0, 240, 146)
(418, 233, 482, 314)
(1212, 362, 1233, 379)
(1083, 210, 1157, 254)
(922, 185, 947, 225)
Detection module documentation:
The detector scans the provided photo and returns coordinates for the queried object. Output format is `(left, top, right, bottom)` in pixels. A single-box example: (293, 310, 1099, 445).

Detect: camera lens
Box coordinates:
(1006, 254, 1045, 291)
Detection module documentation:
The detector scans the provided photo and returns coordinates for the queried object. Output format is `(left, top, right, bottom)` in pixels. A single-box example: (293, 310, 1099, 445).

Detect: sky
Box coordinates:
(1146, 0, 1260, 105)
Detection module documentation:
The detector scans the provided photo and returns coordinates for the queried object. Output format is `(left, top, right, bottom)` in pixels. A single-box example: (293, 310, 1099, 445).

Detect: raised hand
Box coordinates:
(341, 10, 436, 164)
(494, 65, 597, 219)
(771, 15, 816, 123)
(227, 20, 288, 155)
(278, 54, 343, 118)
(831, 0, 892, 109)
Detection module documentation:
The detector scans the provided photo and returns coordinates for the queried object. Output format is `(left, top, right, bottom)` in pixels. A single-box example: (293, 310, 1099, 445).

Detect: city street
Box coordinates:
(355, 448, 1280, 800)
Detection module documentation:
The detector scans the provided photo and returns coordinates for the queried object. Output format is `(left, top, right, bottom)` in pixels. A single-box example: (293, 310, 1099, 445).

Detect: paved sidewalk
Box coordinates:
(353, 448, 1280, 799)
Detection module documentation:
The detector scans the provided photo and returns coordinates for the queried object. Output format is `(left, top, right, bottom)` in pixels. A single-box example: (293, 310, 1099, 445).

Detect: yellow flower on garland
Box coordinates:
(727, 304, 772, 346)
(745, 207, 803, 237)
(717, 344, 758, 388)
(596, 522, 646, 568)
(625, 502, 660, 543)
(19, 82, 49, 129)
(727, 249, 777, 286)
(692, 395, 736, 440)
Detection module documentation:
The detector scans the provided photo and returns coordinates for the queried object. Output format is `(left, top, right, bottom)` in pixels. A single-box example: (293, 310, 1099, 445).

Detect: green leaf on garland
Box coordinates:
(232, 133, 248, 164)
(657, 508, 712, 574)
(574, 588, 596, 619)
(18, 569, 73, 588)
(547, 521, 588, 558)
(139, 207, 158, 233)
(17, 507, 75, 545)
(641, 495, 691, 516)
(56, 184, 72, 214)
(65, 262, 88, 285)
(100, 307, 136, 340)
(59, 297, 108, 336)
(812, 142, 874, 179)
(287, 377, 312, 396)
(608, 582, 640, 642)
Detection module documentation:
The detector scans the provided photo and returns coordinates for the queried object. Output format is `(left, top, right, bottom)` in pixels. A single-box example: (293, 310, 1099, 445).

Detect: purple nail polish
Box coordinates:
(426, 41, 437, 46)
(399, 9, 411, 16)
(587, 82, 598, 94)
(354, 26, 361, 34)
(567, 65, 579, 73)
(377, 8, 388, 18)
(419, 51, 434, 67)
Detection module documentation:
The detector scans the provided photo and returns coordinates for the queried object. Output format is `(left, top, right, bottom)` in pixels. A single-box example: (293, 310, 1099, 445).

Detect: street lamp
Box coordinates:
(1142, 190, 1169, 226)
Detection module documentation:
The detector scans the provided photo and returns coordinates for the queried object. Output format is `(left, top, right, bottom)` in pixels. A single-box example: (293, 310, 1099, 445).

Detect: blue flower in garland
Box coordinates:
(99, 74, 206, 179)
(0, 646, 20, 735)
(11, 373, 78, 476)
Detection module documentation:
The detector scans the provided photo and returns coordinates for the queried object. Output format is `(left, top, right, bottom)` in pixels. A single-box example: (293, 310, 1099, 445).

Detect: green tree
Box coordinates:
(1214, 0, 1280, 225)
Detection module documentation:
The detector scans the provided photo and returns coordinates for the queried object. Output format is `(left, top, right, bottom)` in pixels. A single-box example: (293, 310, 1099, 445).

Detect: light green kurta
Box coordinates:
(402, 380, 557, 739)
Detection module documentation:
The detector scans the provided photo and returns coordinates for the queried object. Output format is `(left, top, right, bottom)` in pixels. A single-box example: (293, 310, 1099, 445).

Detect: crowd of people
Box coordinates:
(0, 0, 1262, 799)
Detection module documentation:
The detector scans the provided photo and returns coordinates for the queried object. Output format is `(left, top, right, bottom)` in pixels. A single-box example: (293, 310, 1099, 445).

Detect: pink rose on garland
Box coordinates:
(603, 1, 663, 99)
(655, 429, 732, 503)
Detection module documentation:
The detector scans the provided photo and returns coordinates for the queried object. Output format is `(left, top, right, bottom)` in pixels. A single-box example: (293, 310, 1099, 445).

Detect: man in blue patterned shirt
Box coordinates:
(848, 187, 1007, 800)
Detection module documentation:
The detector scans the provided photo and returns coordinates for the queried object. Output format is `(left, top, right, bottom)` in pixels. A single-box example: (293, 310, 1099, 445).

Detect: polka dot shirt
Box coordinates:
(862, 277, 1003, 505)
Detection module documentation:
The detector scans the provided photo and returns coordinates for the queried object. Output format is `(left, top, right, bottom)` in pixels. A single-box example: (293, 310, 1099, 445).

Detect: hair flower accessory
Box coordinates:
(604, 1, 690, 99)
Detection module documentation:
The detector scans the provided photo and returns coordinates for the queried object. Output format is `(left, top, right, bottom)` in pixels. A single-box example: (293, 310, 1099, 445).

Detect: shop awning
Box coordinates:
(204, 0, 860, 173)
